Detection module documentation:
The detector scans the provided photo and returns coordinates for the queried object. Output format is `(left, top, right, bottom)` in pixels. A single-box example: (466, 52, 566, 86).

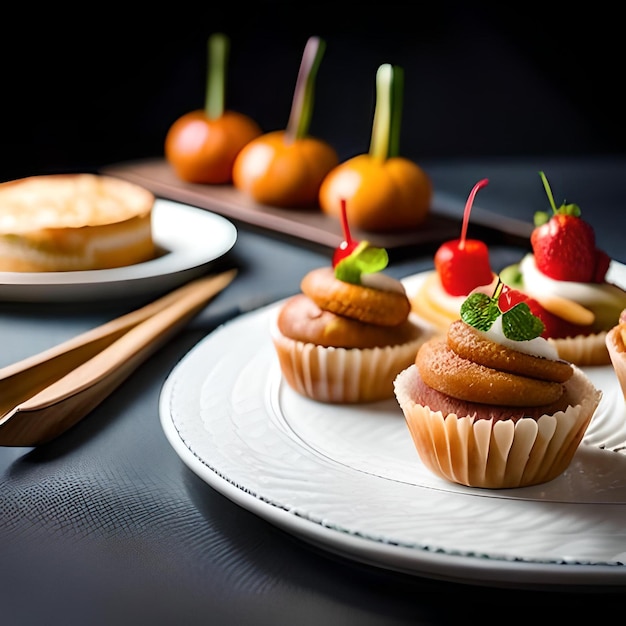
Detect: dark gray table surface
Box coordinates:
(1, 158, 625, 625)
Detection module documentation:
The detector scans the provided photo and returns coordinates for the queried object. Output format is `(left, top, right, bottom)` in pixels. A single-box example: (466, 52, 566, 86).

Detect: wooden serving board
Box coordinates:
(101, 158, 468, 251)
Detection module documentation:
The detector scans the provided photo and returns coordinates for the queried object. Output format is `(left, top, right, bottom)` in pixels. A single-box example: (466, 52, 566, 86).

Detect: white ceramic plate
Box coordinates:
(0, 199, 237, 302)
(160, 267, 626, 589)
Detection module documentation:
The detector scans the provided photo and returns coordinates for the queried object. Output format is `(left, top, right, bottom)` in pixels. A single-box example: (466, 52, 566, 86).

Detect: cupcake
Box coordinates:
(500, 172, 626, 366)
(394, 280, 602, 489)
(410, 178, 497, 333)
(271, 202, 430, 403)
(606, 309, 626, 401)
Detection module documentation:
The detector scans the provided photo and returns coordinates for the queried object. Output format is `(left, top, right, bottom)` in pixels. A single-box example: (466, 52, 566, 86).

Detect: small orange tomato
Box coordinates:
(319, 154, 432, 232)
(232, 130, 338, 208)
(165, 109, 262, 184)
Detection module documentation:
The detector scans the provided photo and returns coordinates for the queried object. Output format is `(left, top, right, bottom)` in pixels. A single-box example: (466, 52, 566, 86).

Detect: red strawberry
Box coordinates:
(531, 213, 596, 281)
(530, 172, 609, 283)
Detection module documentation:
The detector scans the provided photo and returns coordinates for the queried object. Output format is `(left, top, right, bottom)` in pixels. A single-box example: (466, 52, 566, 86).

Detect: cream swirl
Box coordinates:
(519, 253, 626, 330)
(479, 315, 559, 360)
(361, 272, 407, 294)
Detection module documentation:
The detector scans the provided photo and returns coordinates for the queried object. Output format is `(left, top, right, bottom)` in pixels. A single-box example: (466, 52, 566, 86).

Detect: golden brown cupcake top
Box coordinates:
(415, 281, 574, 408)
(278, 237, 423, 349)
(300, 266, 410, 327)
(277, 294, 421, 349)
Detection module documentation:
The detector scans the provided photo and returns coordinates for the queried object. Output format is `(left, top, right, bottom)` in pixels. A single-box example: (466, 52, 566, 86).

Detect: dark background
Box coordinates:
(2, 2, 625, 183)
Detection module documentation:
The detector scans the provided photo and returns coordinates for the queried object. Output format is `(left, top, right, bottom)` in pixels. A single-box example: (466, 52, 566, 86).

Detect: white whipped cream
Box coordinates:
(361, 272, 406, 294)
(479, 314, 559, 360)
(519, 254, 626, 328)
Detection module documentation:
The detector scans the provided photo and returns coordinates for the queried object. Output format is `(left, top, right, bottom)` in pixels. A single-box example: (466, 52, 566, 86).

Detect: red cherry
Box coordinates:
(498, 284, 524, 311)
(332, 198, 359, 267)
(434, 179, 493, 296)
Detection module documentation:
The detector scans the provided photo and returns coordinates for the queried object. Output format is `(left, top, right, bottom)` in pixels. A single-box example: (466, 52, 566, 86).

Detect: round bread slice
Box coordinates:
(0, 174, 156, 271)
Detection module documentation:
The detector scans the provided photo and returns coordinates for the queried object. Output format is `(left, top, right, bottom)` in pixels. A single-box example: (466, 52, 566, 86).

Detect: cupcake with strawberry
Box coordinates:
(500, 172, 626, 366)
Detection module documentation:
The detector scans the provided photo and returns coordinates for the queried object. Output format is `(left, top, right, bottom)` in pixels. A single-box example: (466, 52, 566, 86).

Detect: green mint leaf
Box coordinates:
(334, 260, 361, 284)
(460, 277, 546, 342)
(501, 302, 545, 341)
(334, 241, 389, 285)
(460, 292, 500, 331)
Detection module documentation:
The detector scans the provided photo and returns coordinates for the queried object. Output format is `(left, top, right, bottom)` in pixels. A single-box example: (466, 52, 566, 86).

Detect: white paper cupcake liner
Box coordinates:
(606, 324, 626, 401)
(271, 319, 426, 404)
(549, 331, 610, 366)
(394, 364, 602, 488)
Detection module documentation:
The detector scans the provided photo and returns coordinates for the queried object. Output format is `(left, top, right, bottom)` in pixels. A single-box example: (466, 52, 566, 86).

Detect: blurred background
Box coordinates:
(2, 1, 624, 183)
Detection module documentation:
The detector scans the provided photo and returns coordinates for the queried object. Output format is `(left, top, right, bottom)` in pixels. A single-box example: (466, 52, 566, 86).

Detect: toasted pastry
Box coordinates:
(0, 173, 156, 271)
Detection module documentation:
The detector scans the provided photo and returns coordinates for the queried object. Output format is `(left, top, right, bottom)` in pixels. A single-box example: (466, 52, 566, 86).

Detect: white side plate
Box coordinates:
(0, 199, 237, 302)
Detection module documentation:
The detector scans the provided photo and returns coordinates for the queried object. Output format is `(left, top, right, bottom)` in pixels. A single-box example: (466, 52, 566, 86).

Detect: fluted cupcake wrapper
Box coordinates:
(606, 325, 626, 401)
(394, 365, 602, 489)
(549, 331, 610, 366)
(271, 319, 426, 404)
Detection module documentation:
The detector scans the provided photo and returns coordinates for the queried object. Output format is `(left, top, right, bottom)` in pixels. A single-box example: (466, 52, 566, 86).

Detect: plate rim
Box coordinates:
(159, 404, 626, 589)
(159, 266, 626, 589)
